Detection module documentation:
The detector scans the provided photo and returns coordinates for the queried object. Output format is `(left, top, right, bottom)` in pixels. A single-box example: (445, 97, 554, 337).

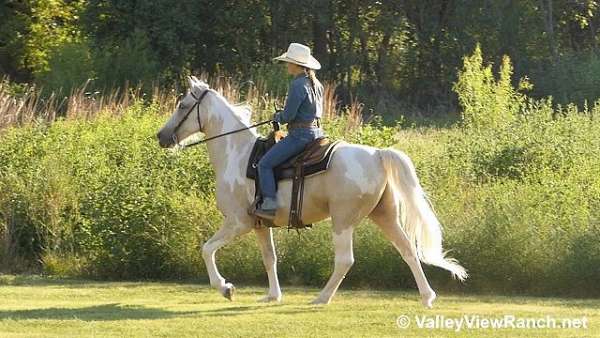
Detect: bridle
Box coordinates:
(171, 89, 210, 146)
(171, 89, 272, 148)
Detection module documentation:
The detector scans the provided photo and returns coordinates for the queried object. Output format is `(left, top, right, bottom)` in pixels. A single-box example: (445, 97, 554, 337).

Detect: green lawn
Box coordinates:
(0, 275, 597, 337)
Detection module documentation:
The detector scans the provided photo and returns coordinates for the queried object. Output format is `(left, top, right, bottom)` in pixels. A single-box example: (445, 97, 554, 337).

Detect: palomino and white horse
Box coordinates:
(157, 76, 467, 307)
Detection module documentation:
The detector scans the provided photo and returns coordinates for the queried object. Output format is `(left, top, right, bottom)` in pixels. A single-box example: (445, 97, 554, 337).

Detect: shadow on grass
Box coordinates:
(2, 275, 597, 311)
(195, 303, 328, 317)
(0, 303, 199, 321)
(0, 303, 327, 321)
(0, 275, 119, 288)
(0, 274, 207, 290)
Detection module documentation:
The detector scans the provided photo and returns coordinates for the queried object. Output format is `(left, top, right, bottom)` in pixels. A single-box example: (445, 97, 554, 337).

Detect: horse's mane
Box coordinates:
(210, 90, 257, 136)
(231, 103, 252, 126)
(205, 87, 249, 123)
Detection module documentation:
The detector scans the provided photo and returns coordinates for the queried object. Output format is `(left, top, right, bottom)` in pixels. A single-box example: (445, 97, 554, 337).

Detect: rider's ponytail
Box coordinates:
(303, 67, 319, 93)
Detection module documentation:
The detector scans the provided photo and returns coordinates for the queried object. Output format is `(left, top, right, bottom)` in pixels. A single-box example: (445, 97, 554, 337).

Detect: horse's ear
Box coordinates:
(187, 76, 195, 89)
(190, 75, 210, 88)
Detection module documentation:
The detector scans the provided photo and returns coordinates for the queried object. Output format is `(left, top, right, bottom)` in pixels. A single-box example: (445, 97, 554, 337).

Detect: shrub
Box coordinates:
(531, 51, 600, 107)
(453, 44, 529, 131)
(92, 30, 160, 91)
(36, 42, 94, 96)
(0, 98, 401, 281)
(0, 74, 598, 297)
(442, 47, 600, 294)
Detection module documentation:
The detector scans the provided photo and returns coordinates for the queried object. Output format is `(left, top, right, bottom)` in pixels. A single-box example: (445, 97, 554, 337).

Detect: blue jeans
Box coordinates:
(258, 127, 324, 199)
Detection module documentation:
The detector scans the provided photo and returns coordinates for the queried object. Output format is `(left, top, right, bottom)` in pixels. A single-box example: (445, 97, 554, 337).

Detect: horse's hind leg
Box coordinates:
(369, 184, 437, 308)
(254, 227, 282, 302)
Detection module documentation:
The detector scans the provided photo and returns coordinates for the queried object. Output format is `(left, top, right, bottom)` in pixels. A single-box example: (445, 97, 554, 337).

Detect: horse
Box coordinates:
(156, 76, 467, 307)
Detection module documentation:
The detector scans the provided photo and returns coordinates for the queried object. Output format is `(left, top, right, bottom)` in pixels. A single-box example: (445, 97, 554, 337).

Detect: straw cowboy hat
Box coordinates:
(273, 43, 321, 70)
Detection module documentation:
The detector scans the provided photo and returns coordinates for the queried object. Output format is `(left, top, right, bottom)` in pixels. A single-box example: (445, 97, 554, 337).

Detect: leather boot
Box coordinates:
(255, 197, 277, 220)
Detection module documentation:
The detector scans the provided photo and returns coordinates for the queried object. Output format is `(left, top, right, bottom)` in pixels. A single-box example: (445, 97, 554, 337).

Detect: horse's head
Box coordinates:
(157, 76, 210, 148)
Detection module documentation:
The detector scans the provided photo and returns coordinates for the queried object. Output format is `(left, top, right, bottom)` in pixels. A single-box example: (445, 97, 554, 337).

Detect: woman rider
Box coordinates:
(255, 43, 325, 220)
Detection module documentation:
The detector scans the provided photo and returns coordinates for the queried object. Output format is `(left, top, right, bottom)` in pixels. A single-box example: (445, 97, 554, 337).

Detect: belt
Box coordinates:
(288, 118, 321, 129)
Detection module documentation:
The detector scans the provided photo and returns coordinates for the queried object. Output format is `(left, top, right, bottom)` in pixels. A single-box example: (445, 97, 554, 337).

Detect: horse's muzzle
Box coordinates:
(157, 131, 174, 148)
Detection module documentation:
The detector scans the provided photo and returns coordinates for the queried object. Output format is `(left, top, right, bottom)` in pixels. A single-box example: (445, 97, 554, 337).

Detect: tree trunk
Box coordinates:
(375, 32, 391, 87)
(312, 0, 330, 73)
(540, 0, 558, 61)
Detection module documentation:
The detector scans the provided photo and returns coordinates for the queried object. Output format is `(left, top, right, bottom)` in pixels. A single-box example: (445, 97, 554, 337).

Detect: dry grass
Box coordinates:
(0, 78, 165, 129)
(0, 75, 364, 132)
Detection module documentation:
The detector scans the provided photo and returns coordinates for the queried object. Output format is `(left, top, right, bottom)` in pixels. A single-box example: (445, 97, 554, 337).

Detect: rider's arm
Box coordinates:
(275, 79, 307, 124)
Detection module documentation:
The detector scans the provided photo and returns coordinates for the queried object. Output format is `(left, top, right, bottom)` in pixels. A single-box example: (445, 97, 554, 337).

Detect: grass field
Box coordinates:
(0, 275, 597, 337)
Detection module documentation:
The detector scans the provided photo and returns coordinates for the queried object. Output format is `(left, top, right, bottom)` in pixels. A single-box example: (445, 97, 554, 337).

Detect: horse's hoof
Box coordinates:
(421, 290, 436, 309)
(223, 283, 235, 301)
(258, 295, 282, 303)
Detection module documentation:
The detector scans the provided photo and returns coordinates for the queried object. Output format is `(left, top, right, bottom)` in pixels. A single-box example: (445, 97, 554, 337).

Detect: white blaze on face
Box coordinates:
(167, 82, 208, 143)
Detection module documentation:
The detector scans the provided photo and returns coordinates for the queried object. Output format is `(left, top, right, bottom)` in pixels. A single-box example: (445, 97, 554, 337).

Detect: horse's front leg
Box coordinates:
(254, 227, 282, 302)
(202, 219, 252, 300)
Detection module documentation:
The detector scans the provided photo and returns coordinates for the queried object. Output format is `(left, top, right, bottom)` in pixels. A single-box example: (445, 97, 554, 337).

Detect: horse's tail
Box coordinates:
(378, 148, 468, 281)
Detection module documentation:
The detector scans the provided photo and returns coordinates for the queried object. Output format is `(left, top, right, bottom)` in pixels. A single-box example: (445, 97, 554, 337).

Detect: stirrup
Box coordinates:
(254, 208, 276, 220)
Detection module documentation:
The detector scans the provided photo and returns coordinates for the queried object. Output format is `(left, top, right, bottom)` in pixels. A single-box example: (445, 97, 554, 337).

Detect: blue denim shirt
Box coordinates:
(274, 74, 323, 124)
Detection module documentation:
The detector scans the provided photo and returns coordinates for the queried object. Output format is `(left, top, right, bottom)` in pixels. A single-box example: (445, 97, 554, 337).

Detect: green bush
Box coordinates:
(93, 30, 160, 91)
(1, 68, 599, 297)
(453, 44, 529, 131)
(0, 103, 213, 278)
(0, 102, 401, 282)
(531, 51, 600, 107)
(37, 42, 95, 96)
(438, 45, 600, 295)
(33, 30, 160, 96)
(248, 62, 290, 98)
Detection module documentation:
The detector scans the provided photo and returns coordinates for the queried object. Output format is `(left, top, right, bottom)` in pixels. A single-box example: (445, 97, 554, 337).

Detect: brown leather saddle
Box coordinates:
(246, 132, 342, 229)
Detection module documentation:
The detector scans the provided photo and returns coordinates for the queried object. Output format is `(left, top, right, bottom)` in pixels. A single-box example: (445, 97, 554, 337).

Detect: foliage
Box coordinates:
(36, 30, 160, 95)
(20, 0, 85, 76)
(531, 51, 600, 106)
(37, 42, 94, 95)
(0, 99, 400, 282)
(1, 53, 599, 297)
(441, 48, 600, 295)
(453, 45, 531, 131)
(5, 1, 600, 111)
(0, 89, 599, 296)
(0, 105, 211, 278)
(92, 29, 160, 91)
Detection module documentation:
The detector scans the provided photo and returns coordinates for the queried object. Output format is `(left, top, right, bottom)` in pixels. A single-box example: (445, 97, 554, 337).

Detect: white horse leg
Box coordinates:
(379, 219, 436, 308)
(254, 227, 282, 302)
(311, 225, 355, 305)
(202, 222, 252, 300)
(369, 187, 436, 308)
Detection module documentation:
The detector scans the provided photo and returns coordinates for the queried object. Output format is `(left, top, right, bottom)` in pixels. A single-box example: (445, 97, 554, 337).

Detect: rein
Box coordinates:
(172, 88, 272, 148)
(183, 120, 272, 148)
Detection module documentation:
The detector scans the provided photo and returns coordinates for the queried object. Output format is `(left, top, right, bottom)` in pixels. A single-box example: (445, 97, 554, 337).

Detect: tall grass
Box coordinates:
(0, 53, 598, 297)
(1, 73, 365, 131)
(0, 73, 391, 277)
(0, 78, 172, 129)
